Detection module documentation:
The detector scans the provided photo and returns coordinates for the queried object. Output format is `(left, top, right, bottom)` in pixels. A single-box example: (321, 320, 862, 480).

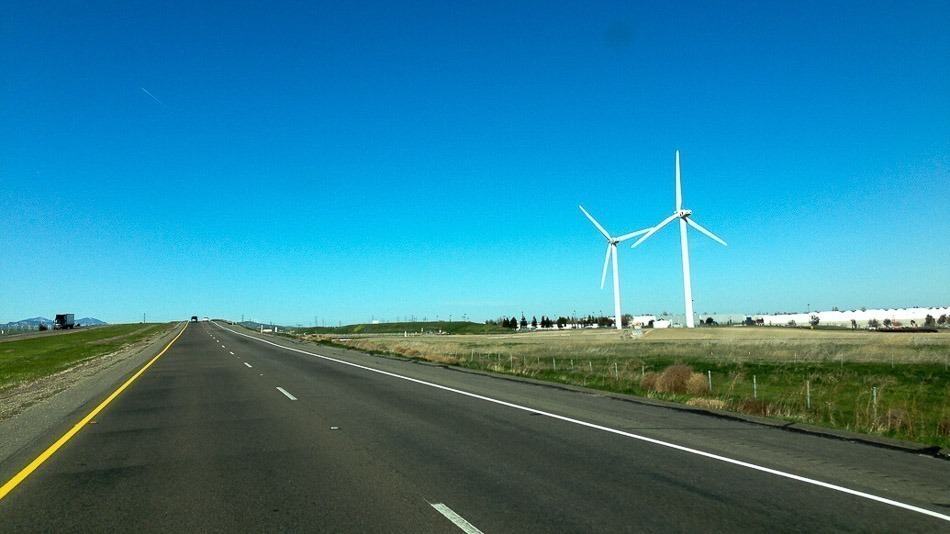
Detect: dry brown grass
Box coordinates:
(686, 398, 727, 410)
(885, 408, 912, 433)
(640, 372, 658, 390)
(736, 398, 769, 416)
(686, 373, 709, 395)
(318, 327, 950, 366)
(655, 364, 693, 393)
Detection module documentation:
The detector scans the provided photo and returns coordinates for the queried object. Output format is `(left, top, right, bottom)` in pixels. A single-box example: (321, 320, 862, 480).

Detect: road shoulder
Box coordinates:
(0, 323, 183, 478)
(236, 325, 948, 458)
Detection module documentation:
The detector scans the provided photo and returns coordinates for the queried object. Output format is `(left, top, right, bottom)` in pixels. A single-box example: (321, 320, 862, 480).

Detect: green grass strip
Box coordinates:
(0, 323, 171, 389)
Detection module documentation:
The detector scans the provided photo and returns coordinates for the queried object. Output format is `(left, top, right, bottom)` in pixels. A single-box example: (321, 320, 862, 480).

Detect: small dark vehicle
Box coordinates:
(191, 316, 199, 323)
(54, 314, 75, 330)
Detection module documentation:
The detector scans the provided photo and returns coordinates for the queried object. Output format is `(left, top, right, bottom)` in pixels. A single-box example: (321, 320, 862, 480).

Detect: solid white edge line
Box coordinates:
(276, 386, 296, 400)
(211, 321, 950, 523)
(244, 362, 252, 368)
(430, 503, 484, 534)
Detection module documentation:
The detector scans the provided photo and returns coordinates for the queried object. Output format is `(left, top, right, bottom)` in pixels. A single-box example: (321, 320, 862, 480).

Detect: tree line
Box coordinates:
(486, 314, 625, 329)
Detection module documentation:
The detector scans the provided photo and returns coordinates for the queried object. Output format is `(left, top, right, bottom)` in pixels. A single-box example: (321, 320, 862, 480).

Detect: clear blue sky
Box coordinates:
(2, 1, 948, 325)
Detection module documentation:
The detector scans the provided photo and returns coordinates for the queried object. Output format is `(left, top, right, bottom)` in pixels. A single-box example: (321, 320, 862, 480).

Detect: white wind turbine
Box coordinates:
(631, 151, 727, 328)
(579, 206, 651, 330)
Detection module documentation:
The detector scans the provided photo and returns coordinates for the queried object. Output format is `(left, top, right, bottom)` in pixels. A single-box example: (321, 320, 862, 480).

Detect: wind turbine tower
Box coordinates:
(579, 206, 650, 330)
(632, 151, 727, 327)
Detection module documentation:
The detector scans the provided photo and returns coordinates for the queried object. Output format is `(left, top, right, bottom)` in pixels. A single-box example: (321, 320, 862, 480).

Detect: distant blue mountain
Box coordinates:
(1, 316, 107, 328)
(3, 317, 53, 327)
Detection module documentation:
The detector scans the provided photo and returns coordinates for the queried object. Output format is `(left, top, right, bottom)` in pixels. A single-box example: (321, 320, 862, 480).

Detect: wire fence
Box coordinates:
(448, 350, 949, 445)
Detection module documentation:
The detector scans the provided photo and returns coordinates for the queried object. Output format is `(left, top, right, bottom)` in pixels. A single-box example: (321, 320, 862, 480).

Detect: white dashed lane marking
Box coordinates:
(431, 503, 483, 534)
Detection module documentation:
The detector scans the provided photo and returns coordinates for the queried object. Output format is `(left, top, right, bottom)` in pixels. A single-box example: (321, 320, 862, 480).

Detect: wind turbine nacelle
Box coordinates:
(676, 209, 692, 218)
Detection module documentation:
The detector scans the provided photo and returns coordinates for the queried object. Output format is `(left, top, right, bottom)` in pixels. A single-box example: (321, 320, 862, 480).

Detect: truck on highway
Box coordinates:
(54, 314, 75, 329)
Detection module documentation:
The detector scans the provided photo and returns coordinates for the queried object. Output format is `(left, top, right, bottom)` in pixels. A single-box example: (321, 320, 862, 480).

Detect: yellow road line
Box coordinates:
(0, 322, 189, 502)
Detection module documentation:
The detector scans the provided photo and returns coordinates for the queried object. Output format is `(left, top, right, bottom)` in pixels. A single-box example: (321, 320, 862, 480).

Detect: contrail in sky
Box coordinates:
(140, 87, 165, 107)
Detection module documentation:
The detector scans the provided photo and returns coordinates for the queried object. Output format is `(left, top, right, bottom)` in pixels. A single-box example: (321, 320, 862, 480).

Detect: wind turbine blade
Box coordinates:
(675, 150, 682, 211)
(600, 245, 611, 289)
(631, 213, 679, 248)
(686, 218, 728, 246)
(579, 205, 610, 240)
(615, 228, 652, 243)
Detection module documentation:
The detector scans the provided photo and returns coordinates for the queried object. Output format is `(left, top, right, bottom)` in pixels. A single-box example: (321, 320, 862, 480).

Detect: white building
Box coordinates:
(631, 315, 657, 326)
(758, 306, 949, 328)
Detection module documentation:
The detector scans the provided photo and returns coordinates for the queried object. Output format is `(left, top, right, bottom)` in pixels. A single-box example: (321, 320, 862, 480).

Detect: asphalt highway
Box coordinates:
(1, 322, 948, 532)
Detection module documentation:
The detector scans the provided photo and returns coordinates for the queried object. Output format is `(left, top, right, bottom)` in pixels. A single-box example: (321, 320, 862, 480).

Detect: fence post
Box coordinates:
(707, 370, 713, 392)
(806, 380, 811, 410)
(872, 386, 878, 422)
(753, 375, 757, 399)
(553, 358, 556, 371)
(614, 362, 619, 379)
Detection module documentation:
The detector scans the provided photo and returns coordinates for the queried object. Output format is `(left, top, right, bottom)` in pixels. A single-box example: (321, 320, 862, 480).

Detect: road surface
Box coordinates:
(1, 321, 947, 532)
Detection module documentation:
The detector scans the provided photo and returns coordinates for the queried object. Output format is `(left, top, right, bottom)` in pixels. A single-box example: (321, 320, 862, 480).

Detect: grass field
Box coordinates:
(0, 323, 173, 389)
(280, 320, 510, 335)
(309, 327, 950, 450)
